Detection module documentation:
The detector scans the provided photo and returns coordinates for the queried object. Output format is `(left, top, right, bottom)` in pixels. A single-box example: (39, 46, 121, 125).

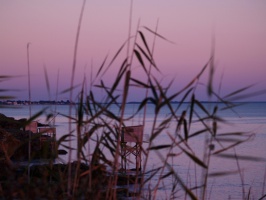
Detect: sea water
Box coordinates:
(1, 102, 266, 199)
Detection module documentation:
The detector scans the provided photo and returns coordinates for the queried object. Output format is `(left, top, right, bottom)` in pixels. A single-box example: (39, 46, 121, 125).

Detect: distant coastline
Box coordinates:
(0, 100, 75, 106)
(1, 100, 265, 106)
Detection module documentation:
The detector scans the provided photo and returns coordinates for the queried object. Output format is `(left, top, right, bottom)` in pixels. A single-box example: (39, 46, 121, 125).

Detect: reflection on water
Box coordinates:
(1, 102, 266, 199)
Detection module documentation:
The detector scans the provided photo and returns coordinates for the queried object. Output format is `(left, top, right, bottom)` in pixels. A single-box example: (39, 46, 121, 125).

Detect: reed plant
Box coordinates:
(1, 1, 266, 200)
(54, 20, 264, 200)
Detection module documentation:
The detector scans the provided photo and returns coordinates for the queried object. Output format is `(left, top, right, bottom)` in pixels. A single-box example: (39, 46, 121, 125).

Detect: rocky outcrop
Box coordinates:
(0, 128, 21, 162)
(0, 113, 26, 129)
(0, 113, 55, 161)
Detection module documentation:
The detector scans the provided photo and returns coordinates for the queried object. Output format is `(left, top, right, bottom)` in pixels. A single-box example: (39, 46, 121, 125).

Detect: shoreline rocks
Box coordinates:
(0, 113, 56, 161)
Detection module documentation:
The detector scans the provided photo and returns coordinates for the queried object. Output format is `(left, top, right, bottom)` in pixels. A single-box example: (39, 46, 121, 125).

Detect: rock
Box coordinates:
(0, 113, 24, 129)
(0, 113, 58, 161)
(0, 128, 21, 161)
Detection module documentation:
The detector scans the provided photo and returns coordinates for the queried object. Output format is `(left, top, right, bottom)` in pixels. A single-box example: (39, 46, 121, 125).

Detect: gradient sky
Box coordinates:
(1, 1, 266, 101)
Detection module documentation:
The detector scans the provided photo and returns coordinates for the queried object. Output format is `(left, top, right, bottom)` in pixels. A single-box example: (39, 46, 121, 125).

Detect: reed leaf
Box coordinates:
(208, 170, 240, 177)
(61, 84, 81, 94)
(138, 31, 152, 57)
(153, 78, 178, 119)
(217, 131, 252, 136)
(0, 75, 13, 80)
(130, 77, 150, 88)
(175, 87, 194, 111)
(215, 136, 253, 143)
(134, 49, 147, 73)
(167, 152, 182, 157)
(82, 124, 102, 145)
(208, 55, 215, 96)
(102, 137, 116, 156)
(215, 153, 266, 162)
(135, 43, 158, 71)
(161, 171, 173, 179)
(136, 97, 151, 114)
(57, 133, 74, 145)
(0, 95, 16, 99)
(223, 84, 255, 99)
(259, 194, 266, 200)
(183, 118, 188, 141)
(143, 26, 175, 44)
(26, 108, 47, 123)
(96, 54, 108, 78)
(148, 144, 172, 150)
(148, 82, 159, 104)
(212, 139, 251, 155)
(143, 167, 162, 185)
(166, 165, 198, 200)
(189, 94, 195, 127)
(120, 70, 131, 113)
(43, 65, 51, 99)
(194, 99, 210, 116)
(189, 128, 209, 138)
(183, 149, 207, 168)
(212, 120, 217, 137)
(175, 60, 210, 97)
(107, 38, 130, 71)
(0, 89, 18, 92)
(150, 124, 167, 142)
(110, 59, 128, 95)
(60, 143, 76, 151)
(224, 89, 266, 102)
(177, 111, 186, 131)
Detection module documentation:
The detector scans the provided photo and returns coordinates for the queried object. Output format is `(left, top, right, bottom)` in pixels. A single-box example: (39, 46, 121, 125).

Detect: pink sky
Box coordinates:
(1, 1, 266, 101)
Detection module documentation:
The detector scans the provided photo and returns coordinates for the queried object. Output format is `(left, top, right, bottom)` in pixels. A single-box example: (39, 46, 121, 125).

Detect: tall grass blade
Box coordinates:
(136, 43, 157, 70)
(182, 148, 207, 169)
(68, 0, 87, 196)
(148, 144, 172, 150)
(43, 64, 51, 100)
(96, 54, 108, 78)
(134, 49, 147, 73)
(138, 31, 152, 57)
(208, 170, 239, 177)
(143, 26, 175, 44)
(215, 154, 266, 161)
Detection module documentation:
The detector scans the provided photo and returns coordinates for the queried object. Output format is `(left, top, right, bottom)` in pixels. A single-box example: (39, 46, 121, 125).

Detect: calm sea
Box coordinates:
(1, 102, 266, 199)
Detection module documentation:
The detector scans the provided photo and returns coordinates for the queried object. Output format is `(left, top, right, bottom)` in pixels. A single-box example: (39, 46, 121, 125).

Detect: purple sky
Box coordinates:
(1, 1, 266, 101)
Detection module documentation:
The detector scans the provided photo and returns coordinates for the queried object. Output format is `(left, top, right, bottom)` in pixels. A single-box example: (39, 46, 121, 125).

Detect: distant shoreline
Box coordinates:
(1, 100, 265, 106)
(0, 100, 75, 106)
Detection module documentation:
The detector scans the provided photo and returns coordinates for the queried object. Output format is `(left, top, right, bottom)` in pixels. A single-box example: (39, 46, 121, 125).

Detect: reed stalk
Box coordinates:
(68, 0, 86, 197)
(26, 42, 32, 184)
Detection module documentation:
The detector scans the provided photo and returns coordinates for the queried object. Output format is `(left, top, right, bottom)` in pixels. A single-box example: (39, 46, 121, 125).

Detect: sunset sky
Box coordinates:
(1, 1, 266, 101)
